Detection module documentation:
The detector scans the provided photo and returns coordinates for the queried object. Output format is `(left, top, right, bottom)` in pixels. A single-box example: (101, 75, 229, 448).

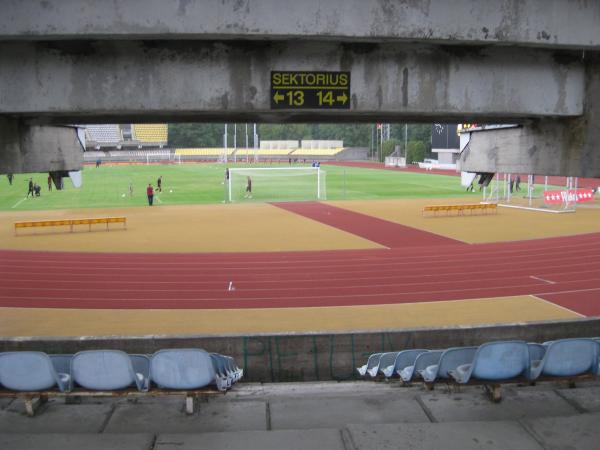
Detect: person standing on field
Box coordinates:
(147, 183, 154, 206)
(47, 174, 53, 191)
(244, 176, 252, 199)
(27, 178, 34, 198)
(157, 176, 162, 193)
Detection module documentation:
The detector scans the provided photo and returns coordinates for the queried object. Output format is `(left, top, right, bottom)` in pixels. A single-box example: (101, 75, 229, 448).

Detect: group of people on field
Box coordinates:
(145, 170, 253, 206)
(25, 175, 54, 198)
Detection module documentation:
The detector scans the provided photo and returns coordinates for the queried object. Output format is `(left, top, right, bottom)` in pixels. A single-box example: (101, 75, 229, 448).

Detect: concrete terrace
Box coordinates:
(1, 380, 599, 449)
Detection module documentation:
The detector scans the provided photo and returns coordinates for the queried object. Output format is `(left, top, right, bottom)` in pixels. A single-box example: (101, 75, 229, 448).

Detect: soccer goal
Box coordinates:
(227, 167, 326, 203)
(145, 152, 171, 165)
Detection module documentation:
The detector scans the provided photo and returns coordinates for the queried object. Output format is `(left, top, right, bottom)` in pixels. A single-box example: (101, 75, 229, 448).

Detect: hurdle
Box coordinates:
(15, 217, 127, 235)
(422, 203, 497, 217)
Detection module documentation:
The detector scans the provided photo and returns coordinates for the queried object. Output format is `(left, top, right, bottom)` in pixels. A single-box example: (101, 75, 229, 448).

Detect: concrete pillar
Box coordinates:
(0, 118, 83, 175)
(460, 55, 600, 178)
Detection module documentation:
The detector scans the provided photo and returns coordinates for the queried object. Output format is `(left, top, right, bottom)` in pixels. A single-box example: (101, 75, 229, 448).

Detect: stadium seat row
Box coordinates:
(0, 348, 242, 415)
(357, 338, 600, 401)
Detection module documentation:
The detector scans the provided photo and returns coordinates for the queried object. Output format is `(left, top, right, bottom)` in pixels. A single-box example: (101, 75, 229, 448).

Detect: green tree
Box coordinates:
(381, 139, 401, 161)
(168, 123, 224, 147)
(406, 140, 426, 164)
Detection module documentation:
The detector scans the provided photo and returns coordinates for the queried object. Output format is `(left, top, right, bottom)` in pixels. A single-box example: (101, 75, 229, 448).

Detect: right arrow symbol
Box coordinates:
(273, 91, 284, 104)
(337, 92, 348, 104)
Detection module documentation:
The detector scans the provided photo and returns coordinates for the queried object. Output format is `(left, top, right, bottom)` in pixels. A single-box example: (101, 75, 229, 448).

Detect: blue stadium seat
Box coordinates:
(530, 338, 599, 380)
(356, 353, 382, 377)
(72, 350, 148, 391)
(150, 349, 215, 389)
(377, 352, 401, 378)
(449, 341, 530, 383)
(49, 354, 73, 376)
(0, 352, 70, 392)
(385, 349, 429, 379)
(210, 353, 243, 391)
(399, 350, 444, 383)
(527, 343, 546, 364)
(129, 354, 151, 380)
(419, 346, 478, 383)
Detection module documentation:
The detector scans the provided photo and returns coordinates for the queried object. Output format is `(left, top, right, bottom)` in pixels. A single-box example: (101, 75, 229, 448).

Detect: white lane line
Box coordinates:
(11, 198, 26, 209)
(530, 275, 556, 284)
(529, 294, 586, 318)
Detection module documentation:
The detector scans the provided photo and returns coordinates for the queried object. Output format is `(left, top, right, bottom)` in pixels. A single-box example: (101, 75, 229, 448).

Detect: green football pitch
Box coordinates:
(0, 163, 484, 211)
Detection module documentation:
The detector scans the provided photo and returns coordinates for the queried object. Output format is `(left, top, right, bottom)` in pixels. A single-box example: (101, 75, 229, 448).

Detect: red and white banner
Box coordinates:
(544, 189, 595, 204)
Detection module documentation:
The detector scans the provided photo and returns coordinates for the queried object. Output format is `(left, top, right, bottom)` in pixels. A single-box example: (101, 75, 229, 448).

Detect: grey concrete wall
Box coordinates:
(2, 318, 599, 382)
(1, 0, 599, 49)
(0, 118, 83, 173)
(0, 41, 584, 123)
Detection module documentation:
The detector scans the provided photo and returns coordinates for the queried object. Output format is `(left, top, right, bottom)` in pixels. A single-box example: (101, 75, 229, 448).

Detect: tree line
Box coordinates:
(168, 123, 433, 163)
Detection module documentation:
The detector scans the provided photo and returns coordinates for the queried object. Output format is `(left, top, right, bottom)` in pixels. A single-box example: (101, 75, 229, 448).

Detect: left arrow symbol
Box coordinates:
(273, 91, 284, 104)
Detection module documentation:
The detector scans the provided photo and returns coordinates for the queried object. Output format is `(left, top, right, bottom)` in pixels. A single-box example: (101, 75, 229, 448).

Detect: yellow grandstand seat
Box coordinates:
(291, 148, 345, 156)
(175, 148, 235, 156)
(132, 124, 168, 143)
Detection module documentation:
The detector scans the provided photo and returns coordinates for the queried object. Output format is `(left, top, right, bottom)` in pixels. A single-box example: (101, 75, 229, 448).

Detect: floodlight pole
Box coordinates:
(245, 124, 249, 163)
(233, 124, 237, 163)
(223, 124, 228, 164)
(317, 167, 321, 199)
(253, 123, 258, 163)
(404, 124, 408, 162)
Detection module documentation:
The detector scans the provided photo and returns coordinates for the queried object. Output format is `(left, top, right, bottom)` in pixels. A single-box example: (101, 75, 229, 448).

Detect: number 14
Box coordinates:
(316, 91, 334, 106)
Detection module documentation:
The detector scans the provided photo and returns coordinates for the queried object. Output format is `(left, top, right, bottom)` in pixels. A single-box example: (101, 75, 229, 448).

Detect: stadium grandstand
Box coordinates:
(83, 123, 171, 163)
(132, 124, 168, 144)
(85, 124, 122, 147)
(84, 127, 366, 163)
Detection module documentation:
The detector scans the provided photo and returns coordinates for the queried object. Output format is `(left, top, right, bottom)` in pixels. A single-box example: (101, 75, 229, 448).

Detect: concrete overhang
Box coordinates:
(1, 0, 599, 50)
(0, 41, 586, 125)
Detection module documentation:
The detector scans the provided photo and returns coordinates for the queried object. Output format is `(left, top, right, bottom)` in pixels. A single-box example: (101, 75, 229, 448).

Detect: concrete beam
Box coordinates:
(460, 55, 600, 178)
(1, 0, 599, 49)
(0, 118, 83, 174)
(0, 41, 585, 123)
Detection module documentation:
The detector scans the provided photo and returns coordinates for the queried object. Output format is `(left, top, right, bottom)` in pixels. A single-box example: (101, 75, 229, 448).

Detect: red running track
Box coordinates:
(272, 202, 461, 249)
(1, 232, 599, 315)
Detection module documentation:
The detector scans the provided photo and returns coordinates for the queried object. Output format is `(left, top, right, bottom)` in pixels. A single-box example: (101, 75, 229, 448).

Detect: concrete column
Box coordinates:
(460, 55, 600, 178)
(0, 118, 83, 174)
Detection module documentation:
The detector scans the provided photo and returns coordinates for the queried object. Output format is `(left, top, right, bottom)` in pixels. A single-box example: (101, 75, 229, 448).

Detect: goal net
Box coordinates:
(227, 167, 326, 202)
(146, 152, 172, 165)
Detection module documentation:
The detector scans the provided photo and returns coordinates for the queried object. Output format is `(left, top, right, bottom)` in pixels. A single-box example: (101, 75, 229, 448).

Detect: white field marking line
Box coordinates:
(528, 294, 586, 318)
(2, 233, 599, 265)
(2, 271, 584, 293)
(0, 281, 582, 302)
(2, 264, 600, 288)
(2, 246, 600, 271)
(530, 275, 556, 284)
(11, 198, 27, 209)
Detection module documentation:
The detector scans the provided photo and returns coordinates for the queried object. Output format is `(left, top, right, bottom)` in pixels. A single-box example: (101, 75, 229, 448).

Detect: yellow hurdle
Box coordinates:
(15, 217, 126, 235)
(422, 204, 498, 217)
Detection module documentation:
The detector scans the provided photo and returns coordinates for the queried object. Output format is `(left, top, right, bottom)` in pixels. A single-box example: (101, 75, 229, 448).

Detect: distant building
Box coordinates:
(431, 124, 460, 165)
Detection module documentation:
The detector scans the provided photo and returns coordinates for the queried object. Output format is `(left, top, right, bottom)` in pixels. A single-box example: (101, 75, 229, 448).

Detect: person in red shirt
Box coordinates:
(146, 183, 154, 206)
